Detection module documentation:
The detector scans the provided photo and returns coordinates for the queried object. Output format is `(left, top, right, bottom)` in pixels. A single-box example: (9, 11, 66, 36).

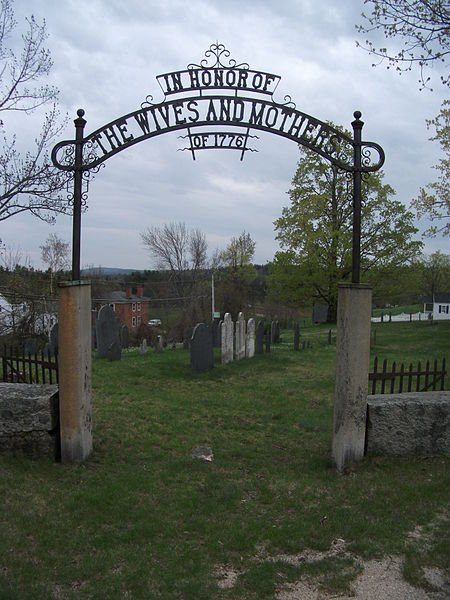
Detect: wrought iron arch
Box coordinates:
(52, 43, 385, 283)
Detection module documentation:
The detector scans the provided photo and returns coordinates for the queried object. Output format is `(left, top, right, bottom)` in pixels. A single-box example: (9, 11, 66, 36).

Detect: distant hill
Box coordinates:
(81, 267, 144, 277)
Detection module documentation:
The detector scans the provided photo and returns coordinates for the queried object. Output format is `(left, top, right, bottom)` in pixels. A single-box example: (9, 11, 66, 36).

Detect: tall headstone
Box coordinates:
(255, 320, 264, 354)
(293, 323, 300, 351)
(217, 320, 223, 348)
(246, 318, 255, 358)
(155, 335, 164, 353)
(121, 324, 129, 349)
(221, 313, 233, 365)
(96, 305, 121, 360)
(212, 319, 221, 348)
(49, 322, 59, 356)
(271, 320, 276, 343)
(24, 338, 36, 356)
(265, 330, 271, 353)
(140, 338, 148, 354)
(190, 323, 214, 371)
(235, 312, 246, 360)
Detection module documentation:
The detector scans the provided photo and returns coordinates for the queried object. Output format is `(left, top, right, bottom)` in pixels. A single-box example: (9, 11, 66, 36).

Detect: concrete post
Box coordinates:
(58, 281, 92, 463)
(332, 283, 372, 472)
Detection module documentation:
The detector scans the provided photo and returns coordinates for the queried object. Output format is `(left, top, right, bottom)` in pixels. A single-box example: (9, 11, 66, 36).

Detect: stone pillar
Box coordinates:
(58, 281, 92, 463)
(332, 283, 372, 472)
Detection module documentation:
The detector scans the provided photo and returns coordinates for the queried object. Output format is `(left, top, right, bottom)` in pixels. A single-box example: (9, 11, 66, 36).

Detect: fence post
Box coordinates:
(332, 283, 372, 472)
(58, 281, 92, 463)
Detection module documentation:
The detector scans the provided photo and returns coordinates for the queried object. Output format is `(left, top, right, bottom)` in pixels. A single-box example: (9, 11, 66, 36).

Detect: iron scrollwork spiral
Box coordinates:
(187, 43, 249, 70)
(360, 141, 385, 173)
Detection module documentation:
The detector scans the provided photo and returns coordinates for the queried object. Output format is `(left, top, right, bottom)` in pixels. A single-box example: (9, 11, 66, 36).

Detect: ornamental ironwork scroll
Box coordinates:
(51, 43, 385, 282)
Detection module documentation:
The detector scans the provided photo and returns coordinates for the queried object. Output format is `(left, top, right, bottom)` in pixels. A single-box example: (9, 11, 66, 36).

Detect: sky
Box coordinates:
(2, 0, 449, 271)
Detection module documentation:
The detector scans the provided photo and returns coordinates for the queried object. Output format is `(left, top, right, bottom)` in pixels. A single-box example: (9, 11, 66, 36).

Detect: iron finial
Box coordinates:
(77, 108, 85, 118)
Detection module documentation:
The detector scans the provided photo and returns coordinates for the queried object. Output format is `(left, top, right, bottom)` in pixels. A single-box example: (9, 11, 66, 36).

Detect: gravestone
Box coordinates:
(221, 313, 233, 365)
(212, 319, 221, 348)
(275, 320, 280, 343)
(190, 323, 214, 371)
(121, 324, 129, 349)
(155, 335, 164, 353)
(255, 320, 264, 354)
(217, 319, 222, 348)
(271, 320, 276, 343)
(235, 312, 246, 360)
(293, 323, 300, 351)
(96, 305, 121, 360)
(246, 318, 255, 358)
(140, 338, 148, 354)
(49, 323, 59, 356)
(24, 338, 36, 356)
(265, 330, 271, 353)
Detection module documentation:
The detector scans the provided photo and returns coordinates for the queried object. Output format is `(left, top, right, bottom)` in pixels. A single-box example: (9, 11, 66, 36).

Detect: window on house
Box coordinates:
(132, 303, 136, 312)
(425, 303, 433, 312)
(132, 316, 137, 327)
(137, 302, 141, 312)
(109, 303, 115, 311)
(438, 305, 449, 314)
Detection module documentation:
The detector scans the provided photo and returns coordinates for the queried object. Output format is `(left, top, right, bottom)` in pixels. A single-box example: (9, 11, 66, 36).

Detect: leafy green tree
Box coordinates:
(420, 250, 450, 297)
(216, 231, 257, 317)
(412, 100, 450, 237)
(356, 0, 449, 90)
(40, 233, 70, 295)
(269, 139, 423, 322)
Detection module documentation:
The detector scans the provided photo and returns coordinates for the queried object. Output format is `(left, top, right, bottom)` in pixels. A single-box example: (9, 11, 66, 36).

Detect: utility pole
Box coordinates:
(211, 272, 215, 320)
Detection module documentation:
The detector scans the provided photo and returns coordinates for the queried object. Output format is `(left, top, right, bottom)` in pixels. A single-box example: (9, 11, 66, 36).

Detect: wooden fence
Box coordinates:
(1, 346, 59, 384)
(369, 356, 447, 395)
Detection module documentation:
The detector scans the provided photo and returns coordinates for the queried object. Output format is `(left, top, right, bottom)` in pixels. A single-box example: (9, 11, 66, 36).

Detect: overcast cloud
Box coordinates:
(2, 0, 448, 270)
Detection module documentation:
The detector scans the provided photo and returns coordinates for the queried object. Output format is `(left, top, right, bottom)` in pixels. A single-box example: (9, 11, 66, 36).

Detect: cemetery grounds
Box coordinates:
(0, 320, 449, 599)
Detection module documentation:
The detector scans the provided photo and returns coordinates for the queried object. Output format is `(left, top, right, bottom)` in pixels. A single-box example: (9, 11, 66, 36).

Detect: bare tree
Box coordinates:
(356, 0, 450, 90)
(40, 232, 70, 295)
(0, 0, 69, 223)
(141, 222, 210, 338)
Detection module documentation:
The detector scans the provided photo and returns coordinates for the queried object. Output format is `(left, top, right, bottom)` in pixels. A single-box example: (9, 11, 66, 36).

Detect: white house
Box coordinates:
(423, 293, 450, 321)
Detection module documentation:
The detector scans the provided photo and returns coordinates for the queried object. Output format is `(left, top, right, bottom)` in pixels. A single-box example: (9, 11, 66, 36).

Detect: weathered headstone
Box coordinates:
(212, 319, 221, 348)
(217, 320, 223, 348)
(271, 320, 276, 343)
(24, 338, 36, 356)
(121, 324, 129, 349)
(49, 322, 58, 356)
(155, 335, 164, 353)
(255, 320, 264, 354)
(246, 318, 255, 358)
(235, 312, 246, 360)
(96, 305, 121, 360)
(140, 338, 148, 354)
(221, 313, 233, 365)
(190, 323, 214, 371)
(265, 330, 271, 353)
(293, 323, 300, 351)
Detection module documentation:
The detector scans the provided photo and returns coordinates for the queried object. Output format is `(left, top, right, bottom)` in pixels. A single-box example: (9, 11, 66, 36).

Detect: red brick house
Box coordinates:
(108, 284, 150, 331)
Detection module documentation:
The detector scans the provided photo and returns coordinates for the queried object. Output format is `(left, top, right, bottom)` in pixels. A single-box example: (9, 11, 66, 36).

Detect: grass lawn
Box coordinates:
(0, 321, 448, 599)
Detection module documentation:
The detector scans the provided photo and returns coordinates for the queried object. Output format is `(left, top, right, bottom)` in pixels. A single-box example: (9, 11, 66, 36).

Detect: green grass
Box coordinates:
(0, 321, 448, 598)
(372, 303, 422, 317)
